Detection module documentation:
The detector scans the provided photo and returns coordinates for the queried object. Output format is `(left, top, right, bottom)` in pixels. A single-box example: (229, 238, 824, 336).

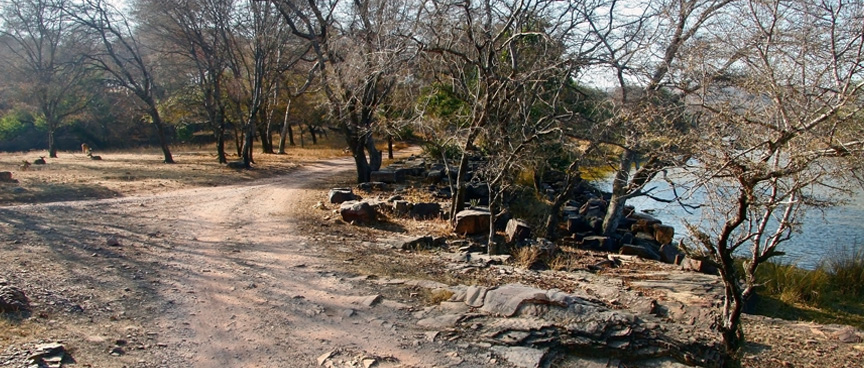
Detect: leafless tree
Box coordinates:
(67, 0, 176, 163)
(269, 0, 417, 182)
(682, 0, 864, 361)
(0, 0, 92, 158)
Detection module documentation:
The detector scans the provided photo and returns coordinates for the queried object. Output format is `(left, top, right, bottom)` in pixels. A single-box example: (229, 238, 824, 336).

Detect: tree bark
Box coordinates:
(602, 150, 635, 237)
(150, 108, 175, 164)
(388, 135, 394, 159)
(48, 128, 58, 158)
(278, 101, 292, 153)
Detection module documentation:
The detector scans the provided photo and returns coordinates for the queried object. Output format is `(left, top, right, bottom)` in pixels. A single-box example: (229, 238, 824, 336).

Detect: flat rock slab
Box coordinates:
(464, 285, 489, 308)
(480, 284, 550, 317)
(417, 313, 466, 329)
(491, 346, 547, 368)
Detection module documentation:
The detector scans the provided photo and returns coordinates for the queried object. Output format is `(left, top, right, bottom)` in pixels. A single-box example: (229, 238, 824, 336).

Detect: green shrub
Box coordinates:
(823, 244, 864, 298)
(755, 261, 830, 305)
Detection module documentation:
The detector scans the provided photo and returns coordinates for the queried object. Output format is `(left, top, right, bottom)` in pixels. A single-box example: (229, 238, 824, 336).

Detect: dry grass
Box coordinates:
(513, 246, 541, 269)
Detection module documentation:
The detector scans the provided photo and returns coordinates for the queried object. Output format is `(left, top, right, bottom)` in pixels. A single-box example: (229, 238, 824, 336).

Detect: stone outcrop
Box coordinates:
(0, 283, 29, 313)
(454, 209, 491, 235)
(329, 188, 357, 204)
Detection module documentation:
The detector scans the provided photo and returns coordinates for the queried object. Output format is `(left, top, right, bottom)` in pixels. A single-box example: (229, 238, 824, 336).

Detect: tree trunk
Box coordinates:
(365, 133, 382, 171)
(48, 128, 58, 158)
(602, 150, 635, 237)
(216, 131, 227, 164)
(545, 174, 582, 239)
(150, 109, 175, 164)
(719, 250, 745, 366)
(309, 124, 318, 144)
(388, 135, 394, 159)
(352, 148, 371, 183)
(450, 151, 471, 220)
(278, 101, 292, 154)
(258, 122, 273, 154)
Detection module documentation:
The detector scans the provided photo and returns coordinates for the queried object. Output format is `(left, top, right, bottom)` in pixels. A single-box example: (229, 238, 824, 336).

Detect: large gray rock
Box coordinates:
(491, 346, 547, 368)
(480, 284, 552, 317)
(0, 285, 29, 313)
(339, 201, 377, 223)
(328, 188, 357, 204)
(619, 244, 662, 261)
(370, 170, 405, 183)
(505, 219, 531, 243)
(454, 209, 491, 235)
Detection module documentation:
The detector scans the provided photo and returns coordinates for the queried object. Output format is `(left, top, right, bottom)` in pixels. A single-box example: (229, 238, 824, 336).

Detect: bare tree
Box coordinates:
(67, 0, 175, 163)
(269, 0, 417, 182)
(0, 0, 92, 157)
(682, 0, 864, 361)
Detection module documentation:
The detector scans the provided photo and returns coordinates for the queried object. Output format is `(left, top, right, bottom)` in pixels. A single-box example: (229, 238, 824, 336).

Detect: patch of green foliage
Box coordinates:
(0, 108, 41, 141)
(747, 244, 864, 329)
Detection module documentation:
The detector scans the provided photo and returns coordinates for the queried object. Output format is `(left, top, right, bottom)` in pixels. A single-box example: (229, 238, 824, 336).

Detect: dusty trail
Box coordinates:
(1, 149, 475, 368)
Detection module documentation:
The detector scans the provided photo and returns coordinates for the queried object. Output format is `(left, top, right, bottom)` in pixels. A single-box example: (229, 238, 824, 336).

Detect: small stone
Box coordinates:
(359, 295, 383, 307)
(109, 347, 125, 356)
(362, 358, 377, 368)
(106, 236, 121, 247)
(317, 350, 335, 366)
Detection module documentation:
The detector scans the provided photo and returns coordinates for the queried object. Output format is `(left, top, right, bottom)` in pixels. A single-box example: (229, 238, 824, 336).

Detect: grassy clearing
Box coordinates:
(749, 245, 864, 329)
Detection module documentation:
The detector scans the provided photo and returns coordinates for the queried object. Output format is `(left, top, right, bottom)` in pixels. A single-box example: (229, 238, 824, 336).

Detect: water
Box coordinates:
(598, 175, 864, 269)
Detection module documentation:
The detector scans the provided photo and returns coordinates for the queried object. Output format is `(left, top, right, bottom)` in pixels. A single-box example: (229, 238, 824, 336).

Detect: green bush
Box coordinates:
(0, 109, 38, 141)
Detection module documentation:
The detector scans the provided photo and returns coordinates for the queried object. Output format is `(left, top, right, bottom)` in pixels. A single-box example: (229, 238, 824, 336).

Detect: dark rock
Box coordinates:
(0, 285, 29, 312)
(491, 346, 547, 368)
(339, 201, 377, 223)
(454, 210, 491, 235)
(505, 219, 532, 243)
(566, 215, 592, 233)
(393, 200, 411, 217)
(411, 202, 442, 220)
(580, 236, 609, 250)
(579, 198, 607, 218)
(465, 183, 490, 203)
(562, 206, 580, 217)
(370, 170, 405, 183)
(659, 243, 684, 264)
(619, 244, 662, 261)
(357, 182, 388, 191)
(401, 236, 445, 250)
(329, 188, 357, 204)
(425, 169, 444, 183)
(0, 171, 15, 182)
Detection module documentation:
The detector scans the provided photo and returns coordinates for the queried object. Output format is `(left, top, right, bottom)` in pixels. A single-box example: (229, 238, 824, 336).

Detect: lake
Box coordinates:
(599, 175, 864, 269)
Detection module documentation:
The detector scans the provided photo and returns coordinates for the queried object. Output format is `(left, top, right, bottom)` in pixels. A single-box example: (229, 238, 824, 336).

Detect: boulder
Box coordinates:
(659, 243, 684, 264)
(454, 209, 491, 235)
(579, 198, 607, 218)
(0, 285, 29, 313)
(392, 200, 411, 217)
(680, 257, 718, 275)
(425, 169, 444, 183)
(653, 224, 675, 245)
(401, 236, 445, 250)
(566, 215, 592, 233)
(465, 183, 490, 203)
(370, 170, 405, 183)
(619, 244, 662, 261)
(339, 201, 377, 223)
(479, 284, 551, 317)
(410, 202, 442, 220)
(357, 182, 388, 191)
(328, 188, 357, 204)
(491, 346, 547, 368)
(505, 219, 532, 243)
(581, 236, 609, 250)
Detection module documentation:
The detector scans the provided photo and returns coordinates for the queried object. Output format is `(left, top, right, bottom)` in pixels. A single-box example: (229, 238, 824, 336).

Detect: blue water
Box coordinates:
(599, 175, 864, 269)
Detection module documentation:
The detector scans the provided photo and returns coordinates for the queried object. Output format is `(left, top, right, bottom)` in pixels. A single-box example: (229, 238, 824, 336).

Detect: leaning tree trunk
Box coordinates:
(365, 133, 382, 172)
(278, 101, 293, 153)
(149, 108, 175, 164)
(601, 150, 635, 238)
(718, 245, 745, 366)
(450, 128, 481, 220)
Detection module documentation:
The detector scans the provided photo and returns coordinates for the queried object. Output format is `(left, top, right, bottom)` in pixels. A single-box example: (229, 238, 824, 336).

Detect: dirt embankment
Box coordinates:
(0, 149, 862, 368)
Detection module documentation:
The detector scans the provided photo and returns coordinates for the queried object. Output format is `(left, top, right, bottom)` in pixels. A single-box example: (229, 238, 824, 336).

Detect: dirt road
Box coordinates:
(1, 150, 485, 368)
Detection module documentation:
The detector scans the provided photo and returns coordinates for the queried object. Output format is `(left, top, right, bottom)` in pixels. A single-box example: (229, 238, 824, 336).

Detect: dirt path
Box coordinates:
(1, 149, 485, 368)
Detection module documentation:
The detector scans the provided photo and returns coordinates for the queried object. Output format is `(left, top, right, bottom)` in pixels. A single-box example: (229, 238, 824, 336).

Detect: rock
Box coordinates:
(659, 243, 684, 264)
(454, 209, 491, 235)
(491, 346, 547, 368)
(0, 285, 29, 313)
(410, 202, 442, 220)
(465, 285, 490, 308)
(339, 201, 377, 223)
(401, 236, 444, 250)
(579, 198, 607, 218)
(680, 257, 718, 275)
(426, 169, 444, 183)
(505, 219, 531, 243)
(358, 181, 388, 191)
(329, 188, 357, 204)
(619, 244, 661, 260)
(28, 343, 68, 368)
(831, 327, 862, 343)
(106, 236, 121, 247)
(566, 215, 592, 234)
(362, 357, 377, 368)
(392, 200, 410, 217)
(580, 236, 609, 251)
(480, 284, 551, 317)
(358, 295, 383, 307)
(370, 170, 404, 183)
(465, 183, 490, 204)
(317, 350, 335, 366)
(653, 224, 675, 245)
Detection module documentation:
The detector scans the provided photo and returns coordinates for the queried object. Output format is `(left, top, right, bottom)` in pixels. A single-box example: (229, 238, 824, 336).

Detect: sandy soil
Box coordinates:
(1, 148, 862, 368)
